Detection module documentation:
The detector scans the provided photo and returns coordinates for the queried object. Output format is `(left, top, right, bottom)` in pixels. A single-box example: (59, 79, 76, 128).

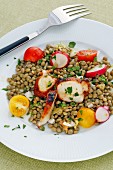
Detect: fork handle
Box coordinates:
(0, 32, 38, 56)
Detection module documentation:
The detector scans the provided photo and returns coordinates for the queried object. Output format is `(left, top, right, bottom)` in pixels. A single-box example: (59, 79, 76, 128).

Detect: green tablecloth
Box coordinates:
(0, 0, 113, 169)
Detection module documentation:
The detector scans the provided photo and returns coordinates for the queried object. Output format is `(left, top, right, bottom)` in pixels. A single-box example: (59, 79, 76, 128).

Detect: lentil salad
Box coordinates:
(4, 42, 113, 135)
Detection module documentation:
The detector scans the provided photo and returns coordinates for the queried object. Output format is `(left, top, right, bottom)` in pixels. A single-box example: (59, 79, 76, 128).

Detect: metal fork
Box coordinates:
(0, 4, 91, 56)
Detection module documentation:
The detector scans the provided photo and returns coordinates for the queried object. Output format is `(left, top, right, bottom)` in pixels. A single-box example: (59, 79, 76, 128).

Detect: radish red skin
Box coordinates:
(50, 51, 70, 68)
(95, 106, 110, 123)
(86, 65, 107, 78)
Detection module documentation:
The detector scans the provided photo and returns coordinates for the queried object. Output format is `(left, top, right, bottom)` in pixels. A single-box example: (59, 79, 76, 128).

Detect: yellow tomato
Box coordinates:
(9, 95, 29, 117)
(77, 108, 96, 128)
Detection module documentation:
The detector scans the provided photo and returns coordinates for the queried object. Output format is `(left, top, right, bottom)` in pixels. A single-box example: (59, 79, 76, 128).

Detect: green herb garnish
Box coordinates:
(79, 110, 83, 115)
(68, 117, 73, 121)
(14, 57, 16, 59)
(4, 125, 10, 128)
(12, 125, 21, 131)
(74, 92, 79, 96)
(38, 59, 42, 64)
(47, 81, 52, 87)
(58, 103, 67, 107)
(68, 41, 76, 48)
(99, 64, 102, 68)
(45, 54, 50, 61)
(23, 124, 26, 129)
(69, 97, 73, 100)
(94, 57, 97, 62)
(6, 64, 9, 66)
(92, 79, 96, 85)
(99, 75, 108, 84)
(24, 136, 27, 138)
(39, 125, 45, 131)
(18, 59, 21, 65)
(68, 66, 80, 72)
(20, 117, 24, 119)
(52, 66, 56, 70)
(2, 88, 8, 91)
(77, 71, 82, 76)
(53, 55, 56, 60)
(70, 102, 75, 106)
(11, 115, 15, 117)
(78, 118, 83, 121)
(52, 74, 58, 78)
(23, 88, 27, 93)
(65, 87, 72, 94)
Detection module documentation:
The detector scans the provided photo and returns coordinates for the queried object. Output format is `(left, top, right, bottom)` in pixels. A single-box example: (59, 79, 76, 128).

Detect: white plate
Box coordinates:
(0, 18, 113, 162)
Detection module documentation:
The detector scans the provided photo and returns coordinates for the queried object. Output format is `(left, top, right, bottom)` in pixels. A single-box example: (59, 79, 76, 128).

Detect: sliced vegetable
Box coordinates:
(95, 107, 110, 123)
(24, 47, 44, 62)
(34, 70, 57, 97)
(9, 95, 29, 117)
(77, 108, 96, 128)
(57, 78, 89, 102)
(86, 64, 107, 78)
(37, 90, 57, 127)
(77, 50, 97, 62)
(50, 51, 70, 68)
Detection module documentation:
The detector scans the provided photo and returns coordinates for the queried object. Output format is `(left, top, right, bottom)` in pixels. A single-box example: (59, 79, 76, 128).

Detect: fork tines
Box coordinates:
(63, 4, 89, 16)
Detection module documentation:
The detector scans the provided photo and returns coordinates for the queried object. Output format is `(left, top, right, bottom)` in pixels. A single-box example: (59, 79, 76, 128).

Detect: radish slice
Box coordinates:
(103, 106, 109, 111)
(96, 107, 110, 123)
(50, 51, 70, 68)
(86, 64, 107, 78)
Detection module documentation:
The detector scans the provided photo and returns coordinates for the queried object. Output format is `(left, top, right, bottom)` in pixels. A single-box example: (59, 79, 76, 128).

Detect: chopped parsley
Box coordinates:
(78, 118, 83, 121)
(65, 87, 72, 94)
(52, 74, 58, 78)
(6, 64, 9, 66)
(14, 57, 16, 59)
(77, 71, 82, 76)
(99, 75, 108, 84)
(18, 59, 21, 65)
(38, 59, 42, 64)
(53, 55, 56, 60)
(11, 115, 15, 117)
(4, 125, 10, 128)
(68, 117, 73, 121)
(12, 125, 21, 131)
(79, 110, 83, 115)
(94, 57, 97, 62)
(45, 54, 50, 61)
(68, 41, 76, 48)
(68, 66, 80, 72)
(58, 102, 67, 107)
(47, 81, 52, 87)
(52, 66, 56, 70)
(92, 79, 96, 85)
(74, 92, 79, 96)
(24, 136, 27, 138)
(39, 125, 45, 131)
(70, 102, 75, 106)
(2, 88, 8, 91)
(69, 97, 73, 100)
(23, 124, 26, 129)
(23, 88, 27, 93)
(20, 116, 24, 119)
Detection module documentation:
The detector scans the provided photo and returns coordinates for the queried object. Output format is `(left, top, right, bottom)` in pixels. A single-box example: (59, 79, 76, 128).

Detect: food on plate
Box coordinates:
(86, 64, 107, 78)
(76, 50, 97, 62)
(50, 51, 70, 68)
(9, 95, 29, 117)
(77, 108, 96, 128)
(37, 90, 57, 127)
(95, 106, 110, 123)
(57, 78, 89, 102)
(5, 42, 113, 134)
(34, 70, 57, 97)
(24, 47, 44, 62)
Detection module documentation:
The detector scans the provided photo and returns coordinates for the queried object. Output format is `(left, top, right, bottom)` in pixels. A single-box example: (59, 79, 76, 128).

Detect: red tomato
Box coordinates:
(76, 50, 97, 62)
(24, 47, 44, 62)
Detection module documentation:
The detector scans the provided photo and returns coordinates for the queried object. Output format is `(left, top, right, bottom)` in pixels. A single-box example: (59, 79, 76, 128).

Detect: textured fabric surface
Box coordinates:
(0, 0, 113, 169)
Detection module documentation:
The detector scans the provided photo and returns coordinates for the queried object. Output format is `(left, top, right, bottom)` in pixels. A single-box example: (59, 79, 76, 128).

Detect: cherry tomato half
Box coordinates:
(24, 47, 44, 62)
(76, 50, 97, 62)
